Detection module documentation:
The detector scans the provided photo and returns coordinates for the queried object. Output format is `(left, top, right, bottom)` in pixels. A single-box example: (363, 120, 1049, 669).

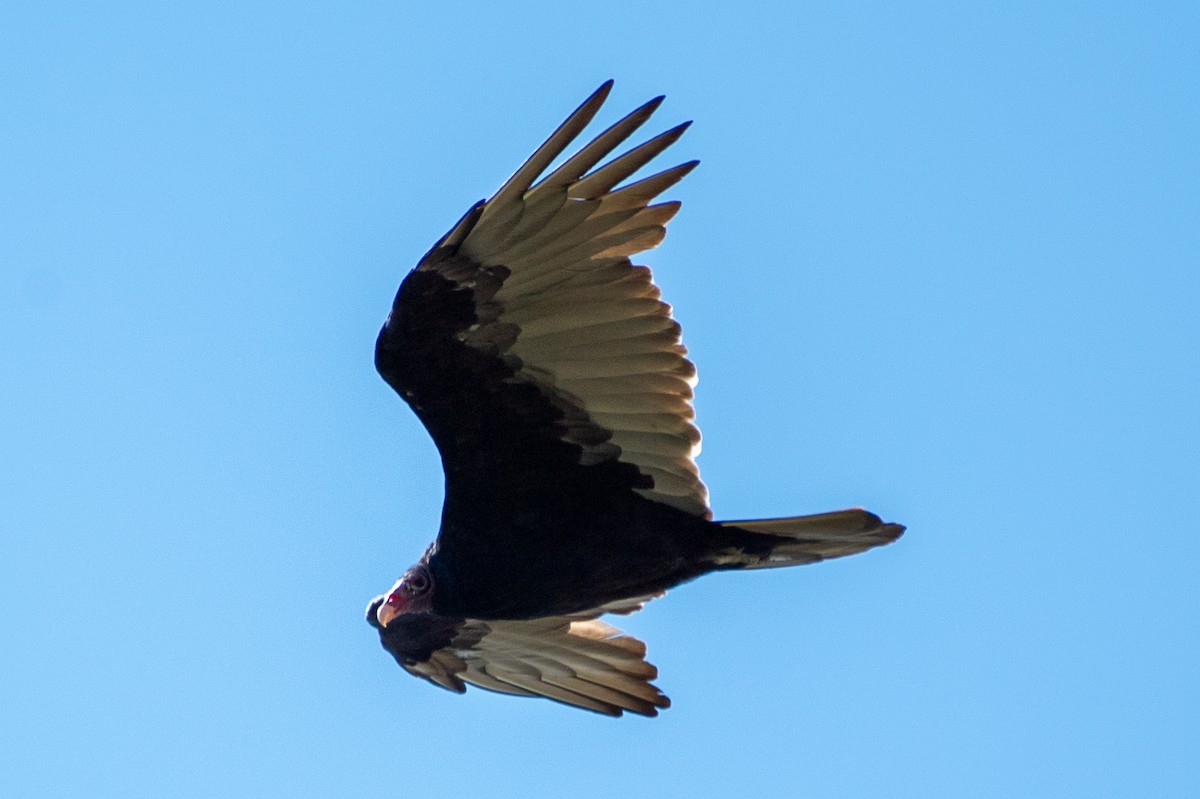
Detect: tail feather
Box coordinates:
(718, 508, 904, 568)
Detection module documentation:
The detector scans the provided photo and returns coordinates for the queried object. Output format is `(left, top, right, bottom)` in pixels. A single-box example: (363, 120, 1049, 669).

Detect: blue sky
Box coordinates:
(3, 2, 1197, 796)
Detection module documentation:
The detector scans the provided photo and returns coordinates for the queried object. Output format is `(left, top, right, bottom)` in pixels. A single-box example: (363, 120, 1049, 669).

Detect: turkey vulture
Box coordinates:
(366, 81, 903, 717)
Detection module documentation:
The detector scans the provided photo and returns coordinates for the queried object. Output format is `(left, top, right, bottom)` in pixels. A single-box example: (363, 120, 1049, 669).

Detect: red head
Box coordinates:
(374, 563, 435, 628)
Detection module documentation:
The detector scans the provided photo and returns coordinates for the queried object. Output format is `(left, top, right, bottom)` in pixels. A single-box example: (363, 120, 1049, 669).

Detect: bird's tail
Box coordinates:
(715, 509, 904, 569)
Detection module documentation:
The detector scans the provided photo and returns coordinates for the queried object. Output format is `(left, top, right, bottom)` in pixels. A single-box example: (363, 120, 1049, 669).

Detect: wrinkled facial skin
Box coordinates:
(375, 564, 434, 628)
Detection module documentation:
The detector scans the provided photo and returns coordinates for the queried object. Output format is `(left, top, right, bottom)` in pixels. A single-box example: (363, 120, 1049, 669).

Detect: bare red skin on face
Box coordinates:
(376, 590, 410, 628)
(384, 590, 407, 612)
(375, 567, 434, 627)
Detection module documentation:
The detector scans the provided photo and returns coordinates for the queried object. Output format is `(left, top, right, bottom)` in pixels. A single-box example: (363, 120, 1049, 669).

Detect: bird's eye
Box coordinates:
(406, 571, 430, 593)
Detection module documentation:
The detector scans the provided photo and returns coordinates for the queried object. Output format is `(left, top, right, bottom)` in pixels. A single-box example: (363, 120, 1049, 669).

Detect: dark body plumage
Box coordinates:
(366, 82, 904, 716)
(375, 255, 724, 620)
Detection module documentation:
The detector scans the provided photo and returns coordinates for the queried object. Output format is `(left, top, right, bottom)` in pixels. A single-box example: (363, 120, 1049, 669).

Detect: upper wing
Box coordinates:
(376, 82, 708, 518)
(368, 597, 670, 717)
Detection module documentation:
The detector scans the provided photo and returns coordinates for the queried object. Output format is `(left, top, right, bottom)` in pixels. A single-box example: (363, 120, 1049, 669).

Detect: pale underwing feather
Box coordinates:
(501, 285, 661, 323)
(512, 311, 676, 347)
(557, 373, 694, 398)
(494, 255, 629, 296)
(568, 122, 692, 199)
(608, 429, 701, 457)
(602, 161, 699, 210)
(398, 610, 670, 717)
(516, 331, 684, 363)
(459, 669, 539, 696)
(464, 82, 613, 255)
(498, 203, 678, 273)
(580, 391, 694, 416)
(542, 675, 660, 715)
(590, 410, 699, 437)
(448, 85, 708, 521)
(512, 297, 670, 340)
(526, 96, 664, 200)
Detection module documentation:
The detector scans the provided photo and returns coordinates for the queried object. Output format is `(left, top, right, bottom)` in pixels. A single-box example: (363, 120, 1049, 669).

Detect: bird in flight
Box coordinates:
(367, 81, 903, 717)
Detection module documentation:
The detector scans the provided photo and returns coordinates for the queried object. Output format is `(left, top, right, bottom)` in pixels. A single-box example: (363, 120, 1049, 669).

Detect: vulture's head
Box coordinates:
(370, 563, 434, 628)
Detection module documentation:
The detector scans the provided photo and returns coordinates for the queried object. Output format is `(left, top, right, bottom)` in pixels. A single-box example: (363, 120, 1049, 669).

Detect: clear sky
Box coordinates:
(3, 2, 1197, 797)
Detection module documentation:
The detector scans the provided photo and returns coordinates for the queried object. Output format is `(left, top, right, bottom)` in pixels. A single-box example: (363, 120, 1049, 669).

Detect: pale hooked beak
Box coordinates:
(375, 583, 405, 628)
(376, 597, 400, 628)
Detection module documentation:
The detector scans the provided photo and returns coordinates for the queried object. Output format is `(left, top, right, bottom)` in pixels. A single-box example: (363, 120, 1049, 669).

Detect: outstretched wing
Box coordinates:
(367, 596, 670, 717)
(375, 82, 708, 518)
